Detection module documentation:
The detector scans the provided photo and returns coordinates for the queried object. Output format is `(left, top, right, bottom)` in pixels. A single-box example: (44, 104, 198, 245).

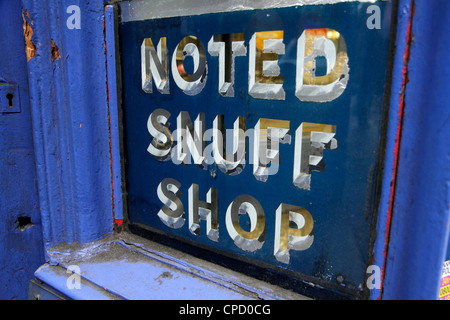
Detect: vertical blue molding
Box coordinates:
(370, 0, 413, 300)
(22, 0, 114, 248)
(377, 0, 450, 300)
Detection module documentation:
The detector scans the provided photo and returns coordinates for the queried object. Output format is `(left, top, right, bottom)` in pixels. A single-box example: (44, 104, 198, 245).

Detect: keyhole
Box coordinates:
(6, 93, 14, 108)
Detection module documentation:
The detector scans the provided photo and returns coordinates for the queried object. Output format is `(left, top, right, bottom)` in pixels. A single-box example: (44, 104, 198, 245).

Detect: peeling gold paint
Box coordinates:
(22, 9, 36, 62)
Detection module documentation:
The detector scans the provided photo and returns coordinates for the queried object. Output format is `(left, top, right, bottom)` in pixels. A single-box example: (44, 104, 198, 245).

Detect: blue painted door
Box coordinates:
(0, 0, 45, 300)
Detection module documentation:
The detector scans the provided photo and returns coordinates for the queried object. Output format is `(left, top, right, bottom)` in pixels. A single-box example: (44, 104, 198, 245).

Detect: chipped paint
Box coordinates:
(50, 39, 61, 61)
(22, 9, 36, 61)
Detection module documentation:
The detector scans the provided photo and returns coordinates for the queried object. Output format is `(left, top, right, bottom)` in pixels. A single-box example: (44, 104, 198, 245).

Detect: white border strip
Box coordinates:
(119, 0, 382, 22)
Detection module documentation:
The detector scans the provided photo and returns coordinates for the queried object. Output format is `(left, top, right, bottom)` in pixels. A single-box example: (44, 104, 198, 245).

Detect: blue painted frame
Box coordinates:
(20, 0, 449, 300)
(374, 0, 450, 300)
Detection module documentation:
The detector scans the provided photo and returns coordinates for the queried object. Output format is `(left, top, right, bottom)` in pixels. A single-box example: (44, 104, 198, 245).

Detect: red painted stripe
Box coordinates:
(379, 1, 415, 298)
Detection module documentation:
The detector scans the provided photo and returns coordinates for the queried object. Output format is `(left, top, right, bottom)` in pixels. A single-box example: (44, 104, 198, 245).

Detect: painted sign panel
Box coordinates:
(118, 1, 393, 297)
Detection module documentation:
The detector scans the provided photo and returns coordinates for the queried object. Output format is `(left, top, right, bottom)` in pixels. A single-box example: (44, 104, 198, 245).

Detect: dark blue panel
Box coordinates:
(119, 2, 393, 297)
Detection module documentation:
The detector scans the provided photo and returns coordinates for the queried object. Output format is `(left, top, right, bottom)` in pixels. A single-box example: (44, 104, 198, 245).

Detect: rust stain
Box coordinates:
(22, 9, 36, 62)
(51, 39, 61, 61)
